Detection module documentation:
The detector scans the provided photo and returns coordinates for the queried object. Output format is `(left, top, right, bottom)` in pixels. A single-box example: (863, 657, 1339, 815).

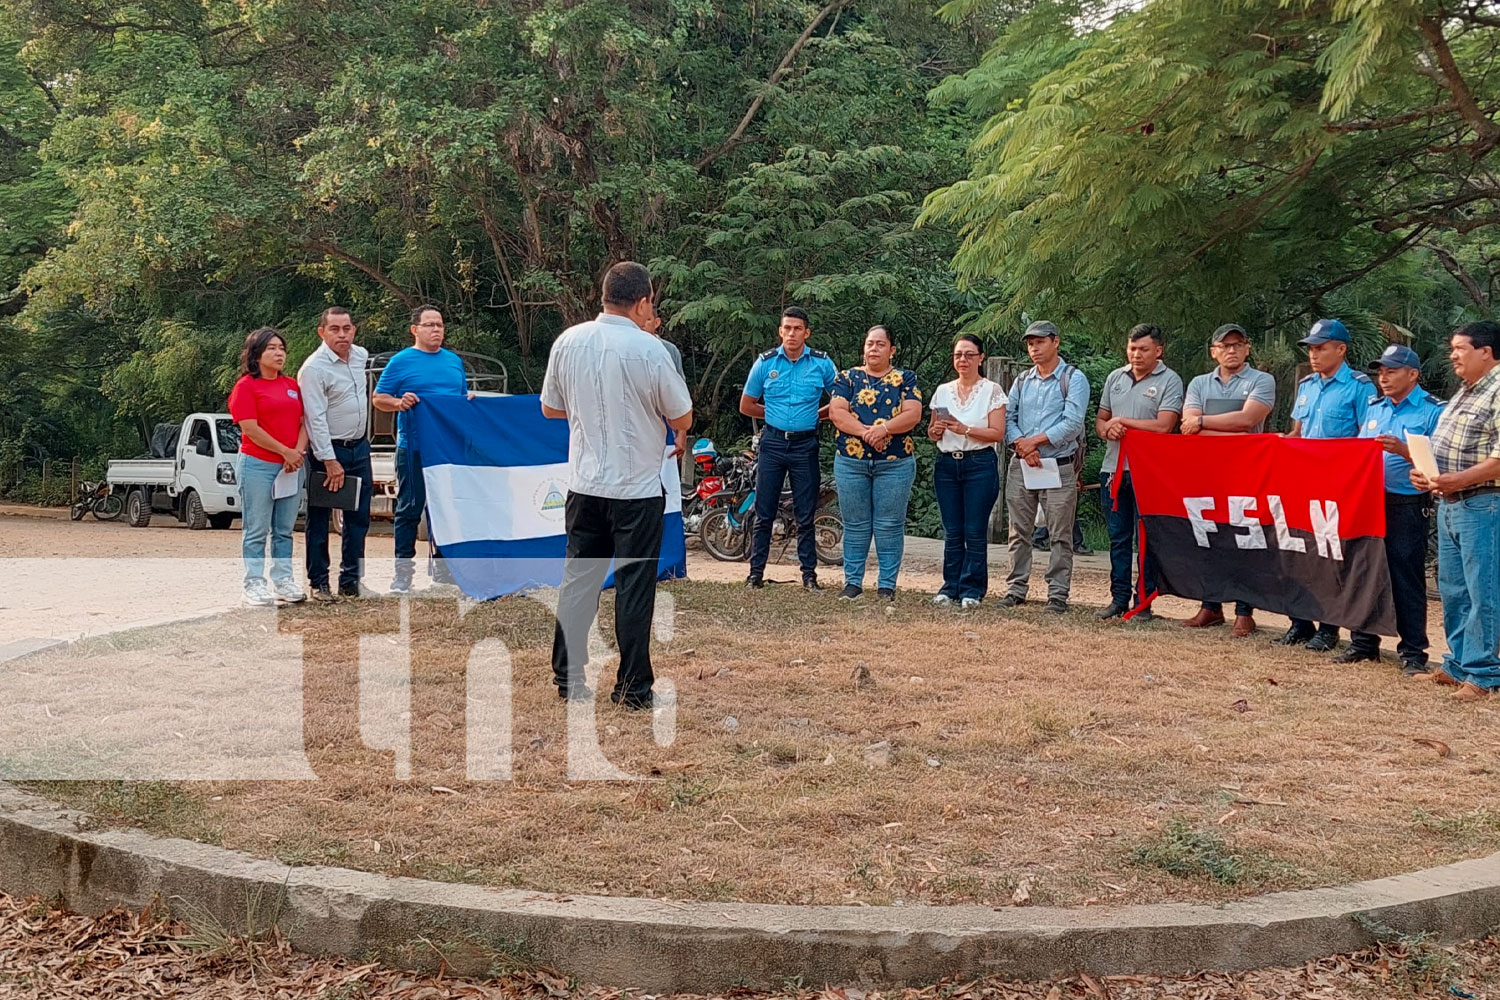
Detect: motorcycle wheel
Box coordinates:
(92, 493, 125, 521)
(813, 512, 843, 566)
(699, 509, 751, 562)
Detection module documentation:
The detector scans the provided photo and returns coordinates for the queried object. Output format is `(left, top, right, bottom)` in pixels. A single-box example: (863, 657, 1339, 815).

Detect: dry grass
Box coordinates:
(14, 579, 1500, 909)
(1, 891, 1497, 998)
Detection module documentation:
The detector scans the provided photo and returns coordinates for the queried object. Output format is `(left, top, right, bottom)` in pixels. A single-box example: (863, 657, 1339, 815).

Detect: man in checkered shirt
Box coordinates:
(1410, 320, 1500, 701)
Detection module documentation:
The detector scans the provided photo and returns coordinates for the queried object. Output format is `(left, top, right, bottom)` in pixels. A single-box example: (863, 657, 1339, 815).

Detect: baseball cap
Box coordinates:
(1371, 344, 1420, 370)
(1299, 318, 1350, 346)
(1022, 320, 1059, 340)
(1210, 323, 1248, 344)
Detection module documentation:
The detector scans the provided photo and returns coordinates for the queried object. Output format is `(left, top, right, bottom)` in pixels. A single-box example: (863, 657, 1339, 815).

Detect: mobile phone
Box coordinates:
(934, 406, 952, 420)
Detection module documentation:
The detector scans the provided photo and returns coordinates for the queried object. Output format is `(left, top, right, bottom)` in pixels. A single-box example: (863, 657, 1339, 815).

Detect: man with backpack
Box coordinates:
(1001, 320, 1091, 613)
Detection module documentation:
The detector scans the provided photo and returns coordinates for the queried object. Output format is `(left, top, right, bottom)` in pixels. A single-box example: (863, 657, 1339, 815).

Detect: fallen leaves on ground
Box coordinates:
(2, 892, 1498, 1000)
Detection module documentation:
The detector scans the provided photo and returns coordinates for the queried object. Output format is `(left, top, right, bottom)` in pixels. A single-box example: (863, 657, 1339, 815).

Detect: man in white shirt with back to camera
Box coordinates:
(541, 262, 694, 711)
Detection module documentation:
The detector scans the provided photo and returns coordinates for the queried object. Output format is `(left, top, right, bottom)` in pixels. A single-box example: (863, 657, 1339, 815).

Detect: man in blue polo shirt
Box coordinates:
(1282, 317, 1372, 650)
(739, 306, 838, 590)
(1340, 345, 1444, 672)
(372, 304, 469, 594)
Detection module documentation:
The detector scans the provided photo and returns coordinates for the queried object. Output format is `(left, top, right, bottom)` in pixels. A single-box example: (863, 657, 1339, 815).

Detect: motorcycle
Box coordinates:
(71, 480, 124, 522)
(697, 441, 842, 566)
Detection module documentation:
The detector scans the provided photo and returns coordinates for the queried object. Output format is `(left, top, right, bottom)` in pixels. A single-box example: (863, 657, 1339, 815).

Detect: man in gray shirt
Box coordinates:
(1179, 322, 1277, 636)
(297, 307, 372, 601)
(1095, 324, 1183, 621)
(541, 262, 694, 710)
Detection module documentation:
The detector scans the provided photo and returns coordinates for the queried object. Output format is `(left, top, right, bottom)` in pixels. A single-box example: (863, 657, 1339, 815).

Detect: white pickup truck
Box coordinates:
(107, 413, 244, 529)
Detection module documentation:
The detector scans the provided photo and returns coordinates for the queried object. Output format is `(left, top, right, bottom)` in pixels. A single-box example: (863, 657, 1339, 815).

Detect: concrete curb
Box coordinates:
(1, 783, 1497, 991)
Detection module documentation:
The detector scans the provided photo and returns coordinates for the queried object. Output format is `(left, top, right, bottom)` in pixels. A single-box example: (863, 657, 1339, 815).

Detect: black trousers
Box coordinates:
(304, 440, 373, 590)
(551, 491, 666, 701)
(749, 431, 821, 578)
(1350, 494, 1431, 662)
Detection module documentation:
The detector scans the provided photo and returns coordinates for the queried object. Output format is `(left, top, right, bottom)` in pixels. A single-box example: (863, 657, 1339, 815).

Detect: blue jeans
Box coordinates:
(834, 454, 915, 591)
(239, 454, 299, 586)
(305, 439, 373, 590)
(1435, 493, 1500, 689)
(934, 449, 1000, 600)
(1102, 471, 1156, 606)
(394, 445, 427, 567)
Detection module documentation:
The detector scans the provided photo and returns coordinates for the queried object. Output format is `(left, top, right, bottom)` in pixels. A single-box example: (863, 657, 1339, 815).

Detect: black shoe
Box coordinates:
(389, 570, 414, 595)
(338, 582, 371, 599)
(1275, 626, 1314, 646)
(878, 588, 895, 603)
(1332, 648, 1379, 664)
(1305, 632, 1338, 653)
(997, 594, 1024, 608)
(610, 690, 653, 711)
(803, 577, 822, 593)
(839, 584, 863, 601)
(310, 585, 339, 604)
(1132, 608, 1155, 622)
(746, 575, 765, 590)
(1096, 600, 1128, 621)
(1400, 658, 1429, 677)
(1044, 599, 1068, 614)
(558, 683, 594, 702)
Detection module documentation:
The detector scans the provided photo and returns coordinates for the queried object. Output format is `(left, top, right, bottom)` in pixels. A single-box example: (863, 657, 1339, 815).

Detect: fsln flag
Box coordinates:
(1118, 432, 1397, 635)
(409, 395, 686, 600)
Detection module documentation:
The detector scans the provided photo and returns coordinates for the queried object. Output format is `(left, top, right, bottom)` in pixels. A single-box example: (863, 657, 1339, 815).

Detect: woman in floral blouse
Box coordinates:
(828, 325, 923, 601)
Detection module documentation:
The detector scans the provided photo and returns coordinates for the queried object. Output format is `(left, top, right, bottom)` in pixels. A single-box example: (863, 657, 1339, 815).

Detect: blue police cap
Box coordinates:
(1372, 344, 1420, 370)
(1299, 318, 1351, 346)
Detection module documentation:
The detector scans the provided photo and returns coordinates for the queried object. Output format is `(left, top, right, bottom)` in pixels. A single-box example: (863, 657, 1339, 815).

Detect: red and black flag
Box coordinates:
(1117, 433, 1397, 635)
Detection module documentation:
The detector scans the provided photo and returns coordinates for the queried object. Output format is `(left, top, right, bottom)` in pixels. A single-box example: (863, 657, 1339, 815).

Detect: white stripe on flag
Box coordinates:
(422, 463, 571, 547)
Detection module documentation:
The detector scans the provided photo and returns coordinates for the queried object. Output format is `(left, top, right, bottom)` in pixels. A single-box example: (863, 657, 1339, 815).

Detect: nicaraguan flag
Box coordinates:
(408, 395, 686, 600)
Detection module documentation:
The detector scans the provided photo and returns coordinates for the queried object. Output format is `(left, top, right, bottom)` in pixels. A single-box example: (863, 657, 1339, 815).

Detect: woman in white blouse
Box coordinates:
(926, 334, 1007, 607)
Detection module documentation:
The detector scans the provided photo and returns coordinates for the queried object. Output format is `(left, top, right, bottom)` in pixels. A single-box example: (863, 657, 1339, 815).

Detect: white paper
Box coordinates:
(273, 467, 300, 500)
(1020, 457, 1063, 490)
(1405, 433, 1440, 480)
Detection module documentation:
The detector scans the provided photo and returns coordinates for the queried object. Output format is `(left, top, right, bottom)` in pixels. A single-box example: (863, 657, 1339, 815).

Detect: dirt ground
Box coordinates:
(12, 546, 1498, 911)
(1, 891, 1497, 999)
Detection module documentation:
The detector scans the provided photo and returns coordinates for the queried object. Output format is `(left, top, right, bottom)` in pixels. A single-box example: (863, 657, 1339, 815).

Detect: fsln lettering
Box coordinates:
(1182, 496, 1341, 561)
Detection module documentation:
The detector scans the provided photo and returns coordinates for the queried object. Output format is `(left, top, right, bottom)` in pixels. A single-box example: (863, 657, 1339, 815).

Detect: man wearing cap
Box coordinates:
(1410, 320, 1500, 701)
(1095, 323, 1184, 621)
(1339, 345, 1443, 672)
(1282, 318, 1373, 651)
(1001, 320, 1090, 613)
(740, 306, 838, 591)
(1179, 323, 1276, 636)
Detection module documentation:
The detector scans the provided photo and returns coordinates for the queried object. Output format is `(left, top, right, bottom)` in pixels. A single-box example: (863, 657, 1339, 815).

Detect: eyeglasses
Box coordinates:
(952, 352, 981, 360)
(1213, 341, 1249, 350)
(416, 321, 445, 328)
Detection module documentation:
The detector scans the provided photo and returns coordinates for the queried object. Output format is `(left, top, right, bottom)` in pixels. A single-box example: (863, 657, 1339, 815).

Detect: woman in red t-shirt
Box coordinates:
(228, 327, 308, 606)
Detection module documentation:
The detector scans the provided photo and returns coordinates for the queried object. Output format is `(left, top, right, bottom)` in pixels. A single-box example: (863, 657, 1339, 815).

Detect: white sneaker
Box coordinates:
(273, 579, 306, 603)
(242, 580, 275, 607)
(931, 594, 953, 607)
(960, 597, 981, 609)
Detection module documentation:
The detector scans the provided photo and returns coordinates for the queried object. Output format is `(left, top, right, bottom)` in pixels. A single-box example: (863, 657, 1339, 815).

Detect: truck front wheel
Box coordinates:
(126, 489, 151, 528)
(183, 489, 208, 530)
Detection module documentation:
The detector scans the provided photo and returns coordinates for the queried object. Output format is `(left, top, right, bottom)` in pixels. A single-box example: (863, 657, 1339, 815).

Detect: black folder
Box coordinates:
(308, 474, 362, 510)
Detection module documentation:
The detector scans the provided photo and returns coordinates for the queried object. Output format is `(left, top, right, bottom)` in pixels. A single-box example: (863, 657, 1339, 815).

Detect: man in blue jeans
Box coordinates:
(1410, 320, 1500, 702)
(1095, 323, 1183, 621)
(298, 307, 373, 600)
(739, 307, 838, 591)
(372, 305, 469, 594)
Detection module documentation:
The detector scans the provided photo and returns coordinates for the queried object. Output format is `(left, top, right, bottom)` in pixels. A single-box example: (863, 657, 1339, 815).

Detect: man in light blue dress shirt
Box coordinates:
(1001, 320, 1090, 613)
(1282, 318, 1373, 650)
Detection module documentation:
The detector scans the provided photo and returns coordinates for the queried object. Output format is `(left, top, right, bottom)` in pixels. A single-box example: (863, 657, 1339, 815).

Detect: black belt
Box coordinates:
(1386, 492, 1432, 506)
(1011, 451, 1074, 465)
(764, 425, 818, 443)
(331, 437, 367, 449)
(1442, 485, 1500, 504)
(939, 449, 996, 461)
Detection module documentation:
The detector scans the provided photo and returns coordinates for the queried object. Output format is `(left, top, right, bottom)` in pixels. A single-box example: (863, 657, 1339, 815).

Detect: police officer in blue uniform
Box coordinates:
(739, 306, 839, 590)
(1340, 345, 1444, 672)
(1281, 318, 1372, 650)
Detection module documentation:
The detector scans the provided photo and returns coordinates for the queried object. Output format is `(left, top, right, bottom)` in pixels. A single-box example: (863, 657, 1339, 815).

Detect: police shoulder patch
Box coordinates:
(807, 348, 829, 359)
(1352, 369, 1372, 383)
(758, 348, 779, 361)
(1298, 372, 1317, 383)
(1368, 394, 1382, 406)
